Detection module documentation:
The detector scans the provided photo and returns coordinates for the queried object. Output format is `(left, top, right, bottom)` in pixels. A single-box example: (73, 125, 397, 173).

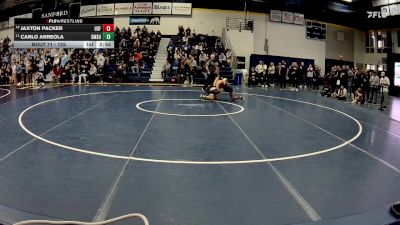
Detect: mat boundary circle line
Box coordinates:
(18, 89, 363, 165)
(0, 88, 11, 99)
(136, 98, 244, 117)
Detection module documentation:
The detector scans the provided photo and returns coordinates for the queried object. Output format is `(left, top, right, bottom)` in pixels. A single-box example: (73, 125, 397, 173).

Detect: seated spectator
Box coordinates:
(53, 65, 62, 83)
(320, 84, 332, 97)
(162, 60, 171, 78)
(248, 67, 258, 86)
(60, 65, 70, 83)
(135, 26, 141, 34)
(78, 61, 89, 85)
(114, 63, 128, 82)
(70, 62, 78, 84)
(89, 62, 98, 82)
(142, 25, 148, 34)
(352, 87, 364, 104)
(335, 85, 347, 100)
(134, 51, 142, 63)
(219, 53, 227, 67)
(133, 39, 140, 49)
(36, 71, 45, 88)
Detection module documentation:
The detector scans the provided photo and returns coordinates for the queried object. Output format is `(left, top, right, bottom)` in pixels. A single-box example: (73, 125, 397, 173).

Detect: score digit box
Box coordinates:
(102, 24, 115, 32)
(102, 32, 115, 41)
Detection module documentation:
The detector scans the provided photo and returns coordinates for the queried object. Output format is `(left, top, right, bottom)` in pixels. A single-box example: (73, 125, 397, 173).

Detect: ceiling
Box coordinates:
(0, 0, 399, 30)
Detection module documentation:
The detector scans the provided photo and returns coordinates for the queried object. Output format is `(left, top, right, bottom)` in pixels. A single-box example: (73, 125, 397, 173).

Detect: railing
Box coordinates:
(226, 18, 254, 33)
(222, 28, 238, 79)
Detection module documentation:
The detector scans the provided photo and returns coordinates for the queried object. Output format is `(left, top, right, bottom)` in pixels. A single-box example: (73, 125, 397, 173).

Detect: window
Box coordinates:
(366, 31, 392, 53)
(398, 30, 400, 47)
(366, 32, 375, 53)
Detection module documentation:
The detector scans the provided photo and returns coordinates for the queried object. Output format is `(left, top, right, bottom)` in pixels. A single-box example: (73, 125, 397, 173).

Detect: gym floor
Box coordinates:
(0, 85, 399, 225)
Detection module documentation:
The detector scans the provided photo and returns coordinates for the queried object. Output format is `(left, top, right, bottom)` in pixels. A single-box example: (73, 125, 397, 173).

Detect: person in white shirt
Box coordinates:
(162, 60, 171, 78)
(379, 72, 390, 108)
(255, 61, 265, 87)
(262, 62, 268, 88)
(267, 62, 275, 86)
(255, 61, 263, 74)
(335, 85, 347, 100)
(53, 54, 60, 66)
(96, 53, 105, 68)
(368, 72, 380, 104)
(219, 53, 227, 66)
(306, 64, 314, 89)
(11, 61, 17, 85)
(96, 52, 105, 82)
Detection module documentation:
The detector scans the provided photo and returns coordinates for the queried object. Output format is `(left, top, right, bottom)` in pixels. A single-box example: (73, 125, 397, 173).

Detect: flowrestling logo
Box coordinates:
(129, 16, 160, 25)
(367, 11, 384, 18)
(367, 3, 400, 18)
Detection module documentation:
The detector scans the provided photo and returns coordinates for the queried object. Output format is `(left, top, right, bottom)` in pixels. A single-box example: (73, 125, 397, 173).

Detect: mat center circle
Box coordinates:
(136, 99, 244, 117)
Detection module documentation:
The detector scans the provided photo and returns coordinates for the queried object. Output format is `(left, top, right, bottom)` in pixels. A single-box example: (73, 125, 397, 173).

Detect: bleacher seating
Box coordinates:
(165, 33, 236, 85)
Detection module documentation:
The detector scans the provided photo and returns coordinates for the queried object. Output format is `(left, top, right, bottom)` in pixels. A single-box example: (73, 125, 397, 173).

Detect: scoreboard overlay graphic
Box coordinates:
(14, 18, 115, 49)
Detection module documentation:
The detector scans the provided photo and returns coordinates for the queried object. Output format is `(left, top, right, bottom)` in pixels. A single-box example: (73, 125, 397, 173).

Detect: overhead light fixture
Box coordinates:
(342, 0, 352, 2)
(328, 2, 355, 13)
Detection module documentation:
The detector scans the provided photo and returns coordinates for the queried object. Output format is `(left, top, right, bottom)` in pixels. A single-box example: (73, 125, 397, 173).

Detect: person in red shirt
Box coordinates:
(134, 52, 142, 63)
(53, 65, 62, 83)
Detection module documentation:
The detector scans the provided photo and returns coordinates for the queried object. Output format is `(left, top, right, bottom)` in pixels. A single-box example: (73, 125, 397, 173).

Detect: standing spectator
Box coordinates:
(313, 65, 320, 90)
(289, 62, 298, 91)
(11, 60, 17, 85)
(306, 64, 314, 89)
(260, 61, 267, 88)
(379, 72, 390, 109)
(279, 61, 288, 90)
(299, 62, 306, 88)
(178, 26, 184, 36)
(186, 27, 191, 36)
(96, 52, 105, 77)
(368, 72, 380, 104)
(347, 67, 354, 97)
(362, 71, 371, 101)
(255, 61, 264, 86)
(60, 52, 69, 68)
(267, 62, 275, 86)
(53, 54, 60, 66)
(18, 60, 26, 86)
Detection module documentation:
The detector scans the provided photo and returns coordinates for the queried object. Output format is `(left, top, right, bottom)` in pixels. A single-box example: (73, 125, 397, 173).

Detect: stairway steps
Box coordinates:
(150, 37, 170, 80)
